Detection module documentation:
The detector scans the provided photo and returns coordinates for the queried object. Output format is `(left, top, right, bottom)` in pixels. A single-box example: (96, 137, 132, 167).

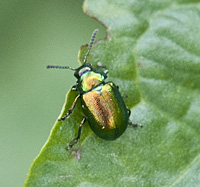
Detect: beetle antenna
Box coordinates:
(47, 65, 76, 70)
(83, 29, 98, 64)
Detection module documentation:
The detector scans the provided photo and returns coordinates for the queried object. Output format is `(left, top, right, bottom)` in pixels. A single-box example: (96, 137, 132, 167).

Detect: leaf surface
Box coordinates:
(24, 1, 200, 186)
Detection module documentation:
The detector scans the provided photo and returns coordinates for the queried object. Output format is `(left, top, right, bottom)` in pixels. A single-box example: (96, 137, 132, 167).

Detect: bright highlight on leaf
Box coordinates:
(24, 0, 200, 187)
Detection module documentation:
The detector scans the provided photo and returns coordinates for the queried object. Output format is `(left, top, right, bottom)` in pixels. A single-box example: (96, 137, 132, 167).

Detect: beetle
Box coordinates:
(47, 29, 137, 150)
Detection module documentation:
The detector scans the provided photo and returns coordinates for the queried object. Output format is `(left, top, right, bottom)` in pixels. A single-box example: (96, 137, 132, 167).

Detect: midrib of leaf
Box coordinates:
(166, 154, 200, 187)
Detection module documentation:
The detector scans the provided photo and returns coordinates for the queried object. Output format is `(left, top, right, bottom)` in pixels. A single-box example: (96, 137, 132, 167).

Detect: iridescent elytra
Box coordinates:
(47, 29, 137, 150)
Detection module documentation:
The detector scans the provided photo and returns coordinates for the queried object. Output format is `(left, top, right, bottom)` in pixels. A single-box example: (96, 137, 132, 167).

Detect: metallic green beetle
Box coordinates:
(47, 29, 134, 150)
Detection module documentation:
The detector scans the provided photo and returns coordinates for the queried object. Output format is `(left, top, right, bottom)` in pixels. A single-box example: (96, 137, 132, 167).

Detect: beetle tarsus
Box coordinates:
(126, 107, 131, 117)
(59, 94, 80, 121)
(71, 85, 77, 91)
(58, 113, 69, 121)
(130, 123, 138, 128)
(65, 117, 86, 151)
(66, 140, 78, 151)
(128, 122, 143, 128)
(65, 145, 71, 151)
(97, 62, 108, 74)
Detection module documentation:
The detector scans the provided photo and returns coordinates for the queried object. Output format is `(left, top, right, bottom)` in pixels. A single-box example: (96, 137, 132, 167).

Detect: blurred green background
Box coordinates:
(0, 0, 105, 186)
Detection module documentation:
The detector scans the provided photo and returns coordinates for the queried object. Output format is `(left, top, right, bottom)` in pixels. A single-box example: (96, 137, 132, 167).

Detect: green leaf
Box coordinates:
(24, 0, 200, 186)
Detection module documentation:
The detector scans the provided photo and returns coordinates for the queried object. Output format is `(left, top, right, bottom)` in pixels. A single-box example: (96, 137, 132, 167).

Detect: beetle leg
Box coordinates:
(97, 62, 108, 74)
(58, 94, 80, 121)
(71, 85, 77, 91)
(128, 121, 143, 128)
(66, 116, 86, 151)
(127, 107, 143, 128)
(126, 107, 131, 117)
(128, 122, 138, 127)
(97, 61, 107, 68)
(122, 95, 128, 99)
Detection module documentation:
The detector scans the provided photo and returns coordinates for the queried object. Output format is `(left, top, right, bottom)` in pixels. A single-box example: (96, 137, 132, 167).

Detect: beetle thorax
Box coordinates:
(79, 71, 105, 92)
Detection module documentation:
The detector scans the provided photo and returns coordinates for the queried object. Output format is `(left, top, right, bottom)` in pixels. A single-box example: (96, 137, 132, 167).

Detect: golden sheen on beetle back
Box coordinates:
(82, 82, 129, 140)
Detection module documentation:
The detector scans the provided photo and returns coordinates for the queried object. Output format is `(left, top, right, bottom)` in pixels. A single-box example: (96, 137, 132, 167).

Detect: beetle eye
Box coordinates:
(79, 67, 91, 76)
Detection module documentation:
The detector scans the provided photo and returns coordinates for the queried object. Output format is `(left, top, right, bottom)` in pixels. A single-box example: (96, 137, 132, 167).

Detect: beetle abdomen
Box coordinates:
(82, 82, 129, 140)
